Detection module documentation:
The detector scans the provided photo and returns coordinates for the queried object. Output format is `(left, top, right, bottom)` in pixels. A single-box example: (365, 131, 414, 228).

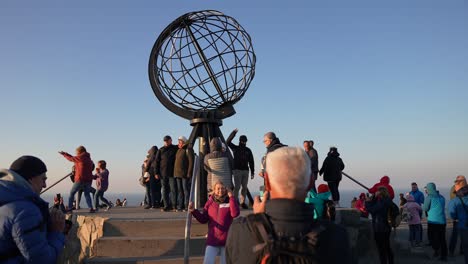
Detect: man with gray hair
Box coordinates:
(226, 147, 350, 264)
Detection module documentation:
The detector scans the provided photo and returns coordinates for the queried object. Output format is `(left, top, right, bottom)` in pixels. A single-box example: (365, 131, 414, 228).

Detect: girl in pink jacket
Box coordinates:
(189, 181, 240, 264)
(403, 194, 423, 247)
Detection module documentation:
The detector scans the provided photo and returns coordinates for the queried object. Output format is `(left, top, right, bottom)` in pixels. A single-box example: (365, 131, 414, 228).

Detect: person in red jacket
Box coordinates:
(59, 146, 95, 213)
(368, 175, 395, 200)
(189, 181, 240, 264)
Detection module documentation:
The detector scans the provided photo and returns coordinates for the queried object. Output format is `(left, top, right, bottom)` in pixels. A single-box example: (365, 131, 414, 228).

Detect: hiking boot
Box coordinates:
(161, 207, 172, 212)
(144, 205, 151, 209)
(89, 209, 96, 213)
(241, 203, 248, 209)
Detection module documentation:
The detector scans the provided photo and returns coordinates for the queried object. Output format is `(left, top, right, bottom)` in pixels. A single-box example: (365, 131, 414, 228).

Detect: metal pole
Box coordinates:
(184, 155, 200, 264)
(341, 172, 370, 191)
(40, 173, 72, 195)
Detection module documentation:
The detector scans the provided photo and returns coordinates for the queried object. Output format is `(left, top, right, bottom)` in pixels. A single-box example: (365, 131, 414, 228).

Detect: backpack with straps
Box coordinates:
(246, 213, 325, 264)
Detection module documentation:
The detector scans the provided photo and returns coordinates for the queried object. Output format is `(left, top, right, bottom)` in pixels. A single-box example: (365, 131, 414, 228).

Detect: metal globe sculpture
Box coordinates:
(148, 10, 256, 120)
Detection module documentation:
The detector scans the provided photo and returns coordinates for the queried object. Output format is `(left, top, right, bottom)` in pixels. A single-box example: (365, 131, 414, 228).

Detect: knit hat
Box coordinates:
(317, 184, 329, 194)
(239, 135, 247, 142)
(10, 155, 47, 180)
(178, 136, 187, 142)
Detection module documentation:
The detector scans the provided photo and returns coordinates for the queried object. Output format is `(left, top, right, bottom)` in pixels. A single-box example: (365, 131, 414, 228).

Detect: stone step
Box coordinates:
(96, 236, 206, 258)
(104, 219, 207, 237)
(87, 255, 205, 264)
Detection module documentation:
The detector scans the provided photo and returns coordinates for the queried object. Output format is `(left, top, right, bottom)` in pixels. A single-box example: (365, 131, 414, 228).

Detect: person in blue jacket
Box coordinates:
(448, 175, 468, 263)
(409, 182, 425, 206)
(0, 156, 66, 263)
(423, 182, 447, 261)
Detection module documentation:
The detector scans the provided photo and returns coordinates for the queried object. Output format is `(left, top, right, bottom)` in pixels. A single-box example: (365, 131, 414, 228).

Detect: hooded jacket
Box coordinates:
(354, 193, 369, 218)
(305, 190, 331, 219)
(0, 169, 65, 263)
(62, 151, 94, 183)
(319, 151, 345, 182)
(226, 130, 255, 174)
(368, 176, 395, 200)
(94, 169, 109, 192)
(422, 182, 446, 224)
(204, 138, 232, 188)
(192, 195, 239, 246)
(403, 194, 422, 225)
(448, 186, 468, 230)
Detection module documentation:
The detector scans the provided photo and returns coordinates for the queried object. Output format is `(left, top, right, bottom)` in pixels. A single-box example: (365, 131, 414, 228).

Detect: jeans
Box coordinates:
(460, 229, 468, 263)
(428, 223, 447, 258)
(203, 246, 226, 264)
(69, 182, 93, 209)
(162, 176, 177, 209)
(374, 231, 394, 264)
(327, 181, 340, 202)
(77, 186, 95, 207)
(409, 224, 422, 244)
(149, 175, 161, 207)
(176, 177, 190, 210)
(233, 170, 249, 204)
(94, 189, 111, 209)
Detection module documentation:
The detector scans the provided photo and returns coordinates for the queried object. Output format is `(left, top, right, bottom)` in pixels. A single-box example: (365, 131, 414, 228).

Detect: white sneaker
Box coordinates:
(106, 204, 113, 211)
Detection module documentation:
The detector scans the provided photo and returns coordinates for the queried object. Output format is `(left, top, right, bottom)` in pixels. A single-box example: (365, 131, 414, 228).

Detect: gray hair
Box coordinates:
(266, 146, 311, 197)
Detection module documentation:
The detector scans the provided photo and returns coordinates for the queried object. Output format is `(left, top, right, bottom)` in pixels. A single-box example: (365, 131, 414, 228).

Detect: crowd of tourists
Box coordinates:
(0, 130, 467, 264)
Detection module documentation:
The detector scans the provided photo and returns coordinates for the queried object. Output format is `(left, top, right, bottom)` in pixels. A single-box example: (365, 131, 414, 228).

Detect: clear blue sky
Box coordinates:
(1, 1, 467, 196)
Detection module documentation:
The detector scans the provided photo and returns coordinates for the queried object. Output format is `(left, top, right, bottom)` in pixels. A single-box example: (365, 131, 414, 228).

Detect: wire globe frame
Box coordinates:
(148, 10, 256, 120)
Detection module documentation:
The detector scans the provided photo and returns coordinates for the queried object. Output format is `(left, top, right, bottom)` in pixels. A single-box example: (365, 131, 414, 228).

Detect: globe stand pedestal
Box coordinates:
(186, 110, 232, 207)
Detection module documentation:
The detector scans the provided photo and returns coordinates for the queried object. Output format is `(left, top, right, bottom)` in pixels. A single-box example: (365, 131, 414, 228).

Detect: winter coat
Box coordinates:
(145, 146, 159, 177)
(174, 144, 194, 178)
(192, 195, 239, 246)
(354, 195, 369, 218)
(204, 138, 232, 188)
(422, 182, 446, 224)
(226, 131, 255, 174)
(155, 144, 178, 178)
(448, 186, 468, 230)
(225, 199, 351, 264)
(305, 190, 331, 219)
(0, 169, 65, 263)
(403, 194, 422, 225)
(62, 152, 94, 183)
(94, 169, 109, 192)
(368, 176, 395, 200)
(365, 196, 392, 233)
(409, 188, 425, 205)
(319, 151, 345, 182)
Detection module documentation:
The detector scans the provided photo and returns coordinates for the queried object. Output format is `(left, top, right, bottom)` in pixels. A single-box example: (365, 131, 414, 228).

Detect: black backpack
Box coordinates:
(246, 213, 325, 264)
(388, 202, 401, 228)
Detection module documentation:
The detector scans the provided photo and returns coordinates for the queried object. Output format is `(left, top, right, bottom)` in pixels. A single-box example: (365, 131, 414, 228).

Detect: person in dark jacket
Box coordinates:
(365, 186, 394, 264)
(174, 136, 194, 211)
(0, 156, 66, 263)
(144, 145, 160, 209)
(303, 140, 319, 193)
(258, 132, 286, 178)
(226, 147, 351, 264)
(60, 145, 95, 212)
(319, 146, 345, 207)
(155, 135, 179, 211)
(226, 128, 255, 209)
(204, 137, 233, 192)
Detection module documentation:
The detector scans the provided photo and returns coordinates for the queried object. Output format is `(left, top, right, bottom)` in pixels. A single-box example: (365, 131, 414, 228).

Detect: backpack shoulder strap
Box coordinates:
(246, 213, 274, 253)
(458, 197, 468, 213)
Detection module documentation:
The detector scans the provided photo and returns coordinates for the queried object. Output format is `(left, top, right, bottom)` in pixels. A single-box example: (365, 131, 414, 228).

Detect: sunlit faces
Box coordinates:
(29, 173, 47, 194)
(213, 182, 227, 197)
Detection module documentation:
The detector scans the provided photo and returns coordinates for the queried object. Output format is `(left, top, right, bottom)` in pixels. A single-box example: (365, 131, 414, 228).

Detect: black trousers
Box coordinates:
(428, 223, 447, 258)
(149, 174, 161, 207)
(374, 231, 394, 264)
(327, 181, 340, 202)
